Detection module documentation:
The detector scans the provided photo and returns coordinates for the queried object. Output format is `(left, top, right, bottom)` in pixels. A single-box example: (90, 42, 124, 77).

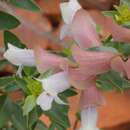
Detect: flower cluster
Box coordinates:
(3, 0, 130, 130)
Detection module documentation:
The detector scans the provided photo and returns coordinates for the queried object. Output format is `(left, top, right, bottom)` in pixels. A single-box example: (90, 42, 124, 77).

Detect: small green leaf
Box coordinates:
(0, 11, 20, 30)
(10, 0, 41, 12)
(23, 95, 36, 116)
(24, 77, 42, 96)
(4, 31, 26, 49)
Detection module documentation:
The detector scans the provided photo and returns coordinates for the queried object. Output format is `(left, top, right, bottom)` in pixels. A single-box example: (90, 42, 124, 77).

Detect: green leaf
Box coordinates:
(9, 102, 28, 130)
(28, 107, 42, 129)
(5, 82, 19, 93)
(0, 76, 22, 93)
(23, 95, 36, 116)
(60, 87, 77, 97)
(49, 123, 65, 130)
(87, 46, 118, 53)
(36, 121, 48, 130)
(10, 0, 41, 12)
(4, 31, 26, 49)
(0, 95, 10, 128)
(96, 71, 130, 92)
(23, 66, 38, 77)
(0, 11, 20, 30)
(44, 102, 70, 130)
(102, 11, 117, 19)
(103, 38, 130, 57)
(14, 76, 29, 94)
(38, 70, 54, 79)
(0, 76, 14, 88)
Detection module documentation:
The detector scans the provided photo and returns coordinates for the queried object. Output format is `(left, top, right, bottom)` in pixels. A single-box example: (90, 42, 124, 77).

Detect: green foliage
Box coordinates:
(103, 36, 130, 58)
(23, 67, 38, 77)
(0, 95, 10, 128)
(0, 1, 78, 130)
(36, 121, 47, 130)
(114, 3, 130, 26)
(23, 95, 36, 116)
(24, 77, 43, 97)
(103, 2, 130, 28)
(9, 0, 41, 12)
(0, 94, 43, 130)
(4, 31, 26, 49)
(96, 70, 130, 92)
(38, 70, 54, 79)
(44, 102, 70, 130)
(0, 11, 20, 30)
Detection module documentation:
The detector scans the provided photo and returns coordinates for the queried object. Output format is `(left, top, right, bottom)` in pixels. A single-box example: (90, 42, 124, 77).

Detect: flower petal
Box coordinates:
(41, 71, 70, 96)
(69, 68, 96, 89)
(72, 45, 115, 75)
(80, 107, 99, 130)
(111, 56, 126, 76)
(36, 92, 54, 111)
(60, 24, 71, 40)
(33, 45, 68, 73)
(60, 0, 81, 24)
(4, 43, 35, 66)
(70, 9, 100, 48)
(80, 85, 105, 109)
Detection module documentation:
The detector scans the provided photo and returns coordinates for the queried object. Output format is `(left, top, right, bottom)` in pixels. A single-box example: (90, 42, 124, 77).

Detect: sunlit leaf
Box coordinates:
(23, 95, 36, 116)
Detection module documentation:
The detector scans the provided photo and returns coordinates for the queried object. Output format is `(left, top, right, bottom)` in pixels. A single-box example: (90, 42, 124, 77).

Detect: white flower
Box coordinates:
(4, 43, 35, 66)
(36, 71, 70, 111)
(79, 107, 100, 130)
(60, 0, 81, 24)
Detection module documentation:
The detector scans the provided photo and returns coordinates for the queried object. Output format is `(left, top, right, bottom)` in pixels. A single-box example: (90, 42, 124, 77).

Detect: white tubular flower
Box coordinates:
(4, 43, 35, 66)
(60, 0, 81, 24)
(79, 107, 100, 130)
(36, 71, 70, 111)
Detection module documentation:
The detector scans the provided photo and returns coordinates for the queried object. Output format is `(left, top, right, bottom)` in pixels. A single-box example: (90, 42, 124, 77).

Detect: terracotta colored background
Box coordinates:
(1, 0, 130, 130)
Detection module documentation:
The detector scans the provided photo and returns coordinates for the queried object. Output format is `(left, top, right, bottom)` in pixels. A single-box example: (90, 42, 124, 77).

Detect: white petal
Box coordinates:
(80, 107, 99, 130)
(60, 0, 81, 24)
(16, 65, 23, 78)
(60, 24, 71, 40)
(4, 43, 35, 66)
(36, 92, 54, 111)
(41, 71, 70, 96)
(54, 96, 67, 105)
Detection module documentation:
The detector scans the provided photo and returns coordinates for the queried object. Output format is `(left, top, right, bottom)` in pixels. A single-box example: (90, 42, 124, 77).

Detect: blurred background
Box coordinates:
(1, 0, 130, 130)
